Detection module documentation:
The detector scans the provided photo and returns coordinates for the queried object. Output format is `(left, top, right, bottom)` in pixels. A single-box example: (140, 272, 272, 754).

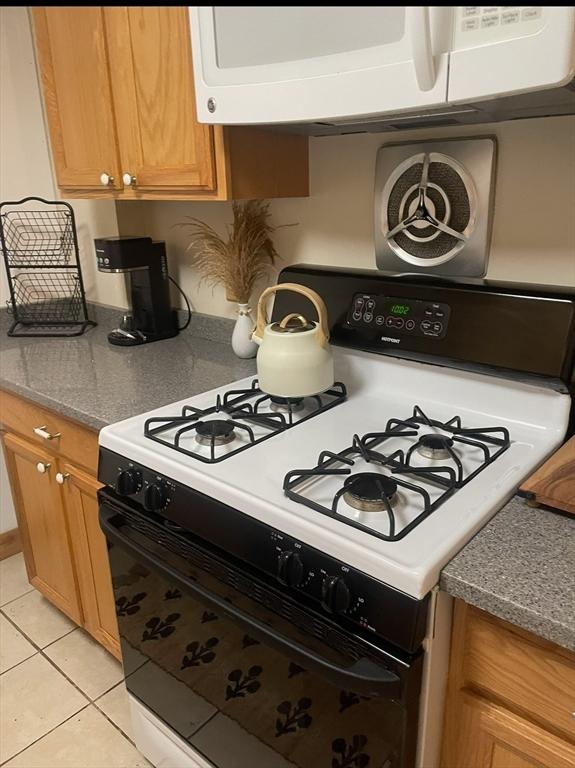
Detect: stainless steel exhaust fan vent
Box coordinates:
(375, 138, 496, 277)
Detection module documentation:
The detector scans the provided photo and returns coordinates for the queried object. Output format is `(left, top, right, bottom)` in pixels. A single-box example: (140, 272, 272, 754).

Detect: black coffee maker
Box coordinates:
(95, 236, 179, 346)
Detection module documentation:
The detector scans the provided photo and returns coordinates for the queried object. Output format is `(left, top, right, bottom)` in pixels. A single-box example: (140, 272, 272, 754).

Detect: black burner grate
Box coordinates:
(144, 381, 347, 463)
(283, 405, 510, 542)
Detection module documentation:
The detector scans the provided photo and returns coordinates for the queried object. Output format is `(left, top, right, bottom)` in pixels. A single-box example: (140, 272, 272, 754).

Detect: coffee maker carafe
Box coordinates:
(95, 236, 179, 346)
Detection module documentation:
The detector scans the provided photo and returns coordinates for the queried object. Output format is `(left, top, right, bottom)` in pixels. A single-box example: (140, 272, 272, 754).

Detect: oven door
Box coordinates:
(100, 496, 423, 768)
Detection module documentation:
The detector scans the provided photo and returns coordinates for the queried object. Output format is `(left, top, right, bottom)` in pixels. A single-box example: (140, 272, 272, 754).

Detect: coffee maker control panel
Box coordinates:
(95, 236, 154, 272)
(95, 249, 110, 269)
(347, 293, 451, 339)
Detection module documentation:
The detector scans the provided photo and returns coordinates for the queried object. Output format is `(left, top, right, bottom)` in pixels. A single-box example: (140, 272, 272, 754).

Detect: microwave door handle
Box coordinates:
(408, 7, 436, 91)
(100, 508, 402, 699)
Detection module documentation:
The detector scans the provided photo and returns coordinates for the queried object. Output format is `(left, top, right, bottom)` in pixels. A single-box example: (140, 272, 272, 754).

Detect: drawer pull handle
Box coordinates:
(36, 462, 51, 474)
(56, 472, 70, 485)
(33, 425, 61, 441)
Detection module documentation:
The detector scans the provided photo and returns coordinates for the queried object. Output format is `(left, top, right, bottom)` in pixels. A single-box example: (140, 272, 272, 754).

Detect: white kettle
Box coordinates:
(251, 283, 334, 398)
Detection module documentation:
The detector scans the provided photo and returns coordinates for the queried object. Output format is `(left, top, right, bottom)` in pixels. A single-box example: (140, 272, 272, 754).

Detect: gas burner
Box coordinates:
(416, 434, 454, 461)
(284, 405, 511, 542)
(144, 380, 347, 464)
(195, 420, 236, 446)
(269, 396, 305, 414)
(343, 472, 398, 512)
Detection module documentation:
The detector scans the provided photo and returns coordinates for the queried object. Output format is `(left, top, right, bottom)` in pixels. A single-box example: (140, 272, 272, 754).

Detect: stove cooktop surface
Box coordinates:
(143, 380, 347, 463)
(99, 347, 570, 598)
(283, 403, 510, 543)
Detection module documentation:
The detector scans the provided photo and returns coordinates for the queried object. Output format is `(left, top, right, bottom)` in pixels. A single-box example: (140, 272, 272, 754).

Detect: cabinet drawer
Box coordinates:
(0, 389, 98, 474)
(460, 605, 575, 742)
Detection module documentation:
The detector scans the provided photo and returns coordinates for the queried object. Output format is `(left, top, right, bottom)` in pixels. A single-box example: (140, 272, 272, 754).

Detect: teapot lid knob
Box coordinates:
(271, 313, 315, 333)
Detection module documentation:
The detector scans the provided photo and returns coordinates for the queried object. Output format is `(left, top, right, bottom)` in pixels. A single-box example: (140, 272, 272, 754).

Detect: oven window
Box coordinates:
(109, 540, 408, 768)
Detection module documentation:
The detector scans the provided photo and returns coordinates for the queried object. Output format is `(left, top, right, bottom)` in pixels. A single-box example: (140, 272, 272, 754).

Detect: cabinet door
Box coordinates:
(32, 7, 122, 190)
(62, 463, 120, 659)
(2, 433, 82, 623)
(105, 6, 216, 192)
(442, 691, 575, 768)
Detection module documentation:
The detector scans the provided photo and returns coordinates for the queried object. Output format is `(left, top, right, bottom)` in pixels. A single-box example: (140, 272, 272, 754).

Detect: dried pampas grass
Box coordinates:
(180, 200, 289, 304)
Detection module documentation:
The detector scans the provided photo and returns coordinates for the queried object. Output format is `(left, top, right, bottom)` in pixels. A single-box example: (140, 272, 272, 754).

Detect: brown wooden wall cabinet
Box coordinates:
(441, 600, 575, 768)
(0, 389, 120, 660)
(32, 7, 308, 201)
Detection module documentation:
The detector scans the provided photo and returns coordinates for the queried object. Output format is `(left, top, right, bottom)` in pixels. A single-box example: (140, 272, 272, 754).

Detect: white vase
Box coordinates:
(231, 303, 258, 359)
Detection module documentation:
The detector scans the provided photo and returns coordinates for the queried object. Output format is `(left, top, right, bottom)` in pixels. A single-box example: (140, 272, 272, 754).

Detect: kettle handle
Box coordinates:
(253, 282, 330, 348)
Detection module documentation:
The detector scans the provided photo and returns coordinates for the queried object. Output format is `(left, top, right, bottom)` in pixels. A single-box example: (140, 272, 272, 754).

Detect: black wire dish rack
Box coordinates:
(0, 197, 95, 337)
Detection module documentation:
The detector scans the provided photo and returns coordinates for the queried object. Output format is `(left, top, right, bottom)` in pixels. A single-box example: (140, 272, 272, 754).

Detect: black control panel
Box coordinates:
(273, 265, 575, 382)
(99, 447, 429, 653)
(348, 293, 451, 339)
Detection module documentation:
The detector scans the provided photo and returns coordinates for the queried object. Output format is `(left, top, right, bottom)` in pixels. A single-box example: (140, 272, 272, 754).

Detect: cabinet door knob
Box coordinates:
(33, 425, 61, 441)
(56, 472, 70, 485)
(100, 172, 115, 186)
(122, 172, 137, 187)
(36, 462, 51, 474)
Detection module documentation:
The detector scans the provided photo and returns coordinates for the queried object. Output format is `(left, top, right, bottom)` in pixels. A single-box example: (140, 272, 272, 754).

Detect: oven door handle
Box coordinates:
(100, 508, 403, 699)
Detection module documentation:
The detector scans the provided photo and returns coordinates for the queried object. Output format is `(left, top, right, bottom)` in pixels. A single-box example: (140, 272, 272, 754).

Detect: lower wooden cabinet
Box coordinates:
(444, 691, 575, 768)
(0, 390, 120, 659)
(441, 600, 575, 768)
(62, 462, 120, 658)
(3, 432, 83, 624)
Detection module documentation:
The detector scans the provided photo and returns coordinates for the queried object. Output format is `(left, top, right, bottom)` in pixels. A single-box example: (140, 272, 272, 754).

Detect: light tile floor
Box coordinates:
(0, 553, 152, 767)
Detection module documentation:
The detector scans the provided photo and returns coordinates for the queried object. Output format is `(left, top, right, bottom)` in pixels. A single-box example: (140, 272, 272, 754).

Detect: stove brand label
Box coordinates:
(381, 336, 401, 344)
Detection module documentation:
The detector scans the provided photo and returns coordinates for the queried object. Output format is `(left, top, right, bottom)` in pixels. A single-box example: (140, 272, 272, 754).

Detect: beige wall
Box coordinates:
(116, 115, 575, 319)
(2, 6, 574, 324)
(0, 7, 122, 309)
(0, 7, 122, 531)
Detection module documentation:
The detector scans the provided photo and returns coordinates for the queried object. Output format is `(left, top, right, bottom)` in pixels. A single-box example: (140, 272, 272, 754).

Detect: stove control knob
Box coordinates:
(116, 469, 142, 496)
(143, 482, 169, 512)
(276, 550, 304, 588)
(321, 575, 351, 615)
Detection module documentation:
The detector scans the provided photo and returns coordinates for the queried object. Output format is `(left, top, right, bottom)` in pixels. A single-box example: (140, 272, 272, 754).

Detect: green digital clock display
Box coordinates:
(390, 304, 411, 316)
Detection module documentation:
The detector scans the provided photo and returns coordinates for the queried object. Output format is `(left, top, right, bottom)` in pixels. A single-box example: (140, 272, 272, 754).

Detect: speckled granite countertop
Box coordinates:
(0, 305, 256, 430)
(2, 309, 573, 651)
(441, 495, 575, 650)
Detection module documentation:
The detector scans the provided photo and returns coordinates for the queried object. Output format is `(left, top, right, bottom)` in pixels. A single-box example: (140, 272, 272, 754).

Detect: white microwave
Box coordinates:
(189, 7, 575, 131)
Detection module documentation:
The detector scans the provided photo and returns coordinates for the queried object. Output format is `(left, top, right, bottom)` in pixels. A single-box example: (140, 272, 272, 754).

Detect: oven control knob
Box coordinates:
(143, 482, 169, 512)
(116, 469, 142, 496)
(321, 575, 351, 615)
(276, 550, 304, 587)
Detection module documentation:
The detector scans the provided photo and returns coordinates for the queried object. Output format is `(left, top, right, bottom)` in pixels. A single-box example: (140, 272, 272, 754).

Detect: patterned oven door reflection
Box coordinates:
(102, 504, 416, 768)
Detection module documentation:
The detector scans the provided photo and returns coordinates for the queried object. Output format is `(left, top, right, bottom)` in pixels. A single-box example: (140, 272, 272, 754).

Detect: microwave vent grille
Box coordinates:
(386, 158, 472, 261)
(375, 137, 496, 277)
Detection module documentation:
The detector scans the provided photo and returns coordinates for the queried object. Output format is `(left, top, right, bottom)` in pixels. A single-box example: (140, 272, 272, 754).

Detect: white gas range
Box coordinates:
(97, 267, 574, 768)
(100, 347, 569, 599)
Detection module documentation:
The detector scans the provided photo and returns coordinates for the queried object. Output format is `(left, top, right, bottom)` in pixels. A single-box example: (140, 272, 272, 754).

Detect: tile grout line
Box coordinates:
(187, 709, 220, 740)
(0, 648, 39, 677)
(1, 608, 134, 701)
(0, 609, 77, 664)
(0, 586, 36, 611)
(92, 693, 143, 752)
(38, 639, 125, 707)
(1, 611, 147, 754)
(37, 625, 78, 651)
(0, 626, 146, 764)
(1, 588, 152, 763)
(0, 701, 93, 767)
(1, 612, 93, 702)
